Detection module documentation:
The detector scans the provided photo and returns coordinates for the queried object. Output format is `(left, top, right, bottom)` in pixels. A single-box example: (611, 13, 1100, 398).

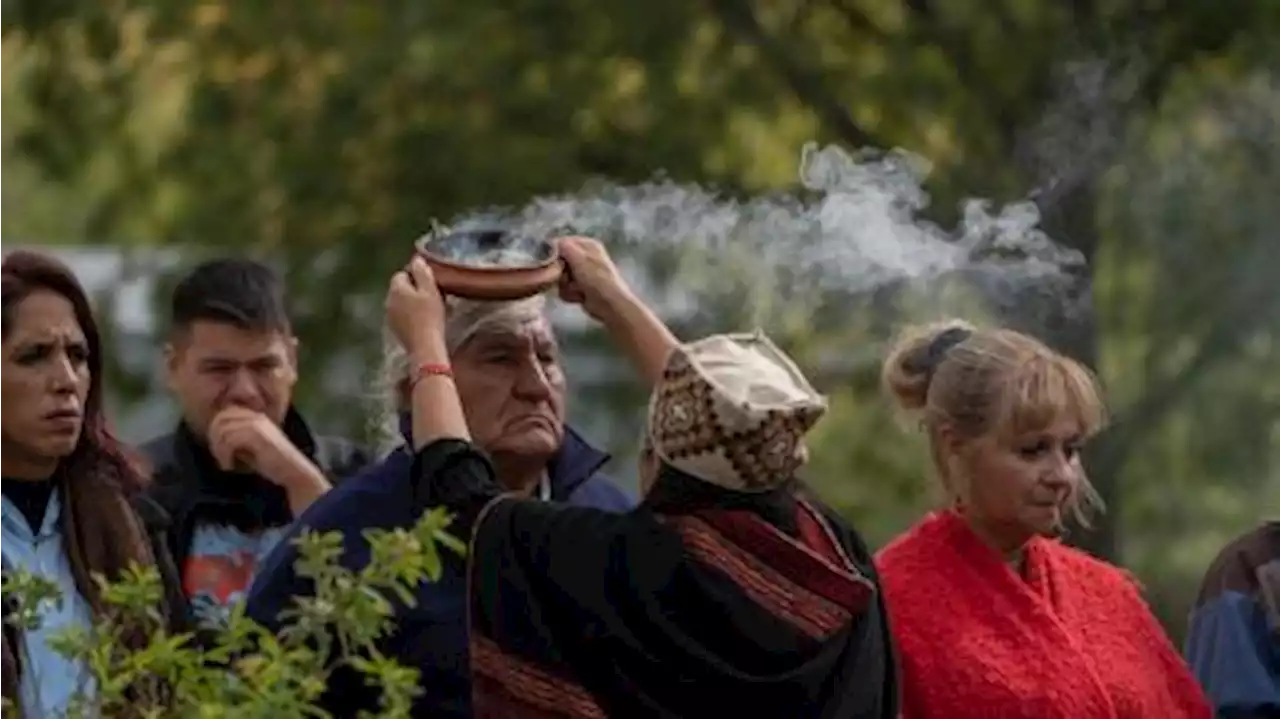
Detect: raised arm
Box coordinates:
(557, 236, 679, 388)
(385, 257, 471, 451)
(383, 257, 504, 534)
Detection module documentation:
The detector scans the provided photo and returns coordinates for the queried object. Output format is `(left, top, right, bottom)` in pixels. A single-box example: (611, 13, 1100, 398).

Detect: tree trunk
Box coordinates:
(1023, 182, 1117, 561)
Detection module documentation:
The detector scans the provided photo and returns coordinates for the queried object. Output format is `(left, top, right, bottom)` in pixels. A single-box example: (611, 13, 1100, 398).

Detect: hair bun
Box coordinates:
(881, 320, 975, 412)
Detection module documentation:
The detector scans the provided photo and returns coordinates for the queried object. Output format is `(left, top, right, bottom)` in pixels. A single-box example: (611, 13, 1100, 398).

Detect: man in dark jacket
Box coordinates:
(140, 259, 373, 627)
(247, 291, 633, 718)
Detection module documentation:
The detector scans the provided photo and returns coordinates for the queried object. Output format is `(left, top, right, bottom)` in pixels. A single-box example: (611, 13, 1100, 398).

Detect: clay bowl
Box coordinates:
(414, 228, 563, 301)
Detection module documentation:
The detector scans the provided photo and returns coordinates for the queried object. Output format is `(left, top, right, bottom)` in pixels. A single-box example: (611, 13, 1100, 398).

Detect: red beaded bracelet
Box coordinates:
(409, 362, 453, 390)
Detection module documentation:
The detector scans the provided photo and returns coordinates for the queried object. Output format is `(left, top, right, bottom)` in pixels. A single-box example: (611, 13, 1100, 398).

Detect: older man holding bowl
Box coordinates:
(245, 234, 634, 718)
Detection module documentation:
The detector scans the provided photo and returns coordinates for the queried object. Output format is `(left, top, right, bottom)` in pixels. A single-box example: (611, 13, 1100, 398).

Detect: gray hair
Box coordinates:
(370, 294, 550, 453)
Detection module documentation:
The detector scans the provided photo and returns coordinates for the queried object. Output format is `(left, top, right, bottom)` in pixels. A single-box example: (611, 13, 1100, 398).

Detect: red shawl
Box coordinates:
(875, 511, 1211, 719)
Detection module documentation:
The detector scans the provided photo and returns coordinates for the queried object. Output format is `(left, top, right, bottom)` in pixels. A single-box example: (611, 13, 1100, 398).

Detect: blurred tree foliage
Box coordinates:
(3, 0, 1278, 636)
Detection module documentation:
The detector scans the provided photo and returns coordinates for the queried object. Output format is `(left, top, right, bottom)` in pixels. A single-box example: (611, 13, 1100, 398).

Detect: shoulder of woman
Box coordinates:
(874, 514, 949, 570)
(873, 522, 961, 614)
(1040, 540, 1147, 597)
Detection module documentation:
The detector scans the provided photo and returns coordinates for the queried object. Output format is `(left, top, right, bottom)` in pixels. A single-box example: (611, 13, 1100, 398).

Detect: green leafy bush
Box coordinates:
(1, 507, 465, 719)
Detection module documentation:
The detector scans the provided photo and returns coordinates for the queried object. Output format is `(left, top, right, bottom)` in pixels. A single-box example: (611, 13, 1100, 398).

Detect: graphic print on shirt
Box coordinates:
(183, 523, 291, 624)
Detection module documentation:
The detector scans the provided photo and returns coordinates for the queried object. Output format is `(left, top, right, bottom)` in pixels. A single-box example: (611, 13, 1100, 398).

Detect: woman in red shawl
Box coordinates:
(873, 321, 1212, 719)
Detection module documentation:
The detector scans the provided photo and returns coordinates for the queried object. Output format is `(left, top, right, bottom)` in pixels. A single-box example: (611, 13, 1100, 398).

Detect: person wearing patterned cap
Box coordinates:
(381, 238, 899, 719)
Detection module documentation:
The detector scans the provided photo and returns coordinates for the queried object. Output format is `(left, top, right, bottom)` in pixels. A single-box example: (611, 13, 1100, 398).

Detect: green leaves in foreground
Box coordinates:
(0, 507, 463, 719)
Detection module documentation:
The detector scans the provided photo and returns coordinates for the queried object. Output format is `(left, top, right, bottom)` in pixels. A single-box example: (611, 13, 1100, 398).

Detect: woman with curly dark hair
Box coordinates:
(1, 250, 185, 717)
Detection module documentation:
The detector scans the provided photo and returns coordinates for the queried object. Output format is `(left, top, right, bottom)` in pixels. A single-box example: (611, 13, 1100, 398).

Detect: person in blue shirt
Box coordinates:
(1185, 521, 1280, 718)
(1, 250, 185, 717)
(245, 249, 634, 718)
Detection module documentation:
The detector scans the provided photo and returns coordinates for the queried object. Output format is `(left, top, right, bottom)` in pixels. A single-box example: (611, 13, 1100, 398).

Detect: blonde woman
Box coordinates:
(874, 321, 1211, 719)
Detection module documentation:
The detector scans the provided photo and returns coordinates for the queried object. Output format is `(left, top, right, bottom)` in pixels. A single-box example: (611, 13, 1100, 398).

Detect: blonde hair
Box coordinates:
(881, 319, 1108, 526)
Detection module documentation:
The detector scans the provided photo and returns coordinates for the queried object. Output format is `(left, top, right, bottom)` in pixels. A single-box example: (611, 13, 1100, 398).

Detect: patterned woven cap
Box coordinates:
(646, 331, 828, 492)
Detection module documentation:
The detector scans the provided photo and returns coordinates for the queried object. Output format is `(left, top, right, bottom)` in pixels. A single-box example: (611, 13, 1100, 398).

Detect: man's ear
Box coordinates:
(163, 341, 181, 394)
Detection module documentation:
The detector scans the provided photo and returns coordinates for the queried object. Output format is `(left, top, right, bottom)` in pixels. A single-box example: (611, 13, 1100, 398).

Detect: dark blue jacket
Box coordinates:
(244, 425, 634, 718)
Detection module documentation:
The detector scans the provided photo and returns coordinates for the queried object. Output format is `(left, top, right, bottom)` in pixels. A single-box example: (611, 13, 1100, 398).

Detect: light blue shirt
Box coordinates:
(2, 491, 95, 717)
